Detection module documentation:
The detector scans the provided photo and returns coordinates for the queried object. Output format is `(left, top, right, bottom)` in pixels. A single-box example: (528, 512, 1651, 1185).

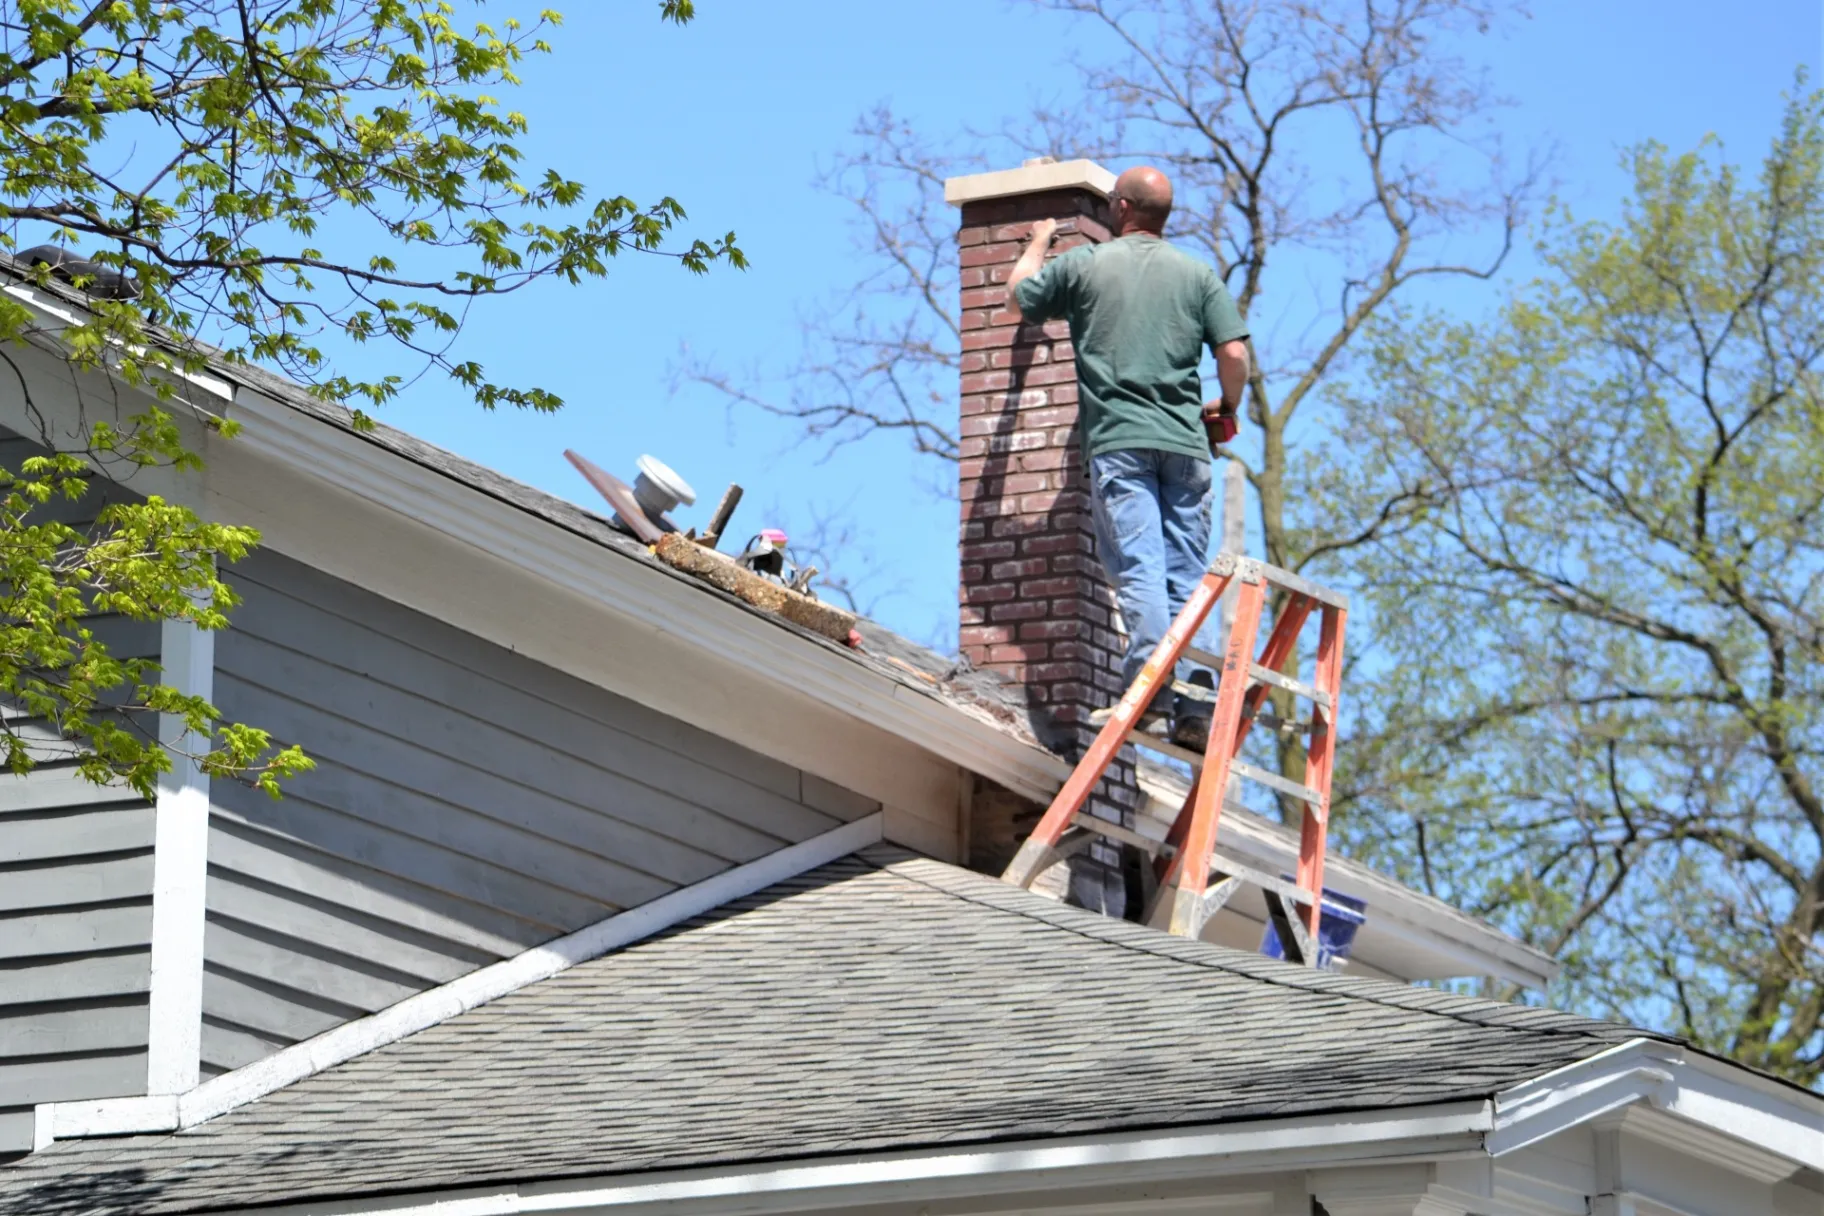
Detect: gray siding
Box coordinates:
(204, 549, 878, 1073)
(0, 428, 157, 1152)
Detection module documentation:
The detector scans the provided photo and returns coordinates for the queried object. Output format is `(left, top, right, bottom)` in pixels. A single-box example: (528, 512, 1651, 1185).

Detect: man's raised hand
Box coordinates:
(1029, 218, 1059, 246)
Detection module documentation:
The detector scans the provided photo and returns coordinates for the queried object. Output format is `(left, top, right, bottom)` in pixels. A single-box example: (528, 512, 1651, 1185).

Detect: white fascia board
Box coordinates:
(1655, 1051, 1824, 1175)
(210, 1103, 1493, 1216)
(1136, 772, 1557, 988)
(0, 281, 236, 406)
(1490, 1039, 1823, 1174)
(220, 386, 1070, 804)
(35, 814, 884, 1146)
(30, 1096, 179, 1151)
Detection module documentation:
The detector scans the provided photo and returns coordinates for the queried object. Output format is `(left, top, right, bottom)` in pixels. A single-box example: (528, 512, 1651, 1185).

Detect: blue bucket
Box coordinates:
(1260, 884, 1367, 970)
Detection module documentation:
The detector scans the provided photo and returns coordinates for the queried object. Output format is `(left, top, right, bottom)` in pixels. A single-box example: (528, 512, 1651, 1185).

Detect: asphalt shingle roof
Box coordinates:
(0, 849, 1652, 1215)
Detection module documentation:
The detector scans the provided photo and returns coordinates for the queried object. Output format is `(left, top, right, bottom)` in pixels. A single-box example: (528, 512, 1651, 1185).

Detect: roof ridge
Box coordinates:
(853, 848, 1649, 1045)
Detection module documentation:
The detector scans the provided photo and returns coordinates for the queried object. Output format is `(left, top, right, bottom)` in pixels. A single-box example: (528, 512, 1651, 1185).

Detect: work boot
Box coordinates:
(1171, 670, 1216, 753)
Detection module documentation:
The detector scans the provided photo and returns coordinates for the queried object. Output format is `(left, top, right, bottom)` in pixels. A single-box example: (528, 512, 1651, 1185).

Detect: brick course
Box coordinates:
(951, 176, 1135, 917)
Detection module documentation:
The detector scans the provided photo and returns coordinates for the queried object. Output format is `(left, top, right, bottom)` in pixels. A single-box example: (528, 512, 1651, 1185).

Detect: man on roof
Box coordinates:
(1006, 165, 1252, 750)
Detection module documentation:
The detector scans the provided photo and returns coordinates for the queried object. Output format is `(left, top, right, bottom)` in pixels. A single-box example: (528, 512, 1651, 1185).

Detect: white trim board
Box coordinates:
(207, 1103, 1495, 1216)
(145, 610, 214, 1095)
(1489, 1038, 1824, 1174)
(34, 814, 885, 1146)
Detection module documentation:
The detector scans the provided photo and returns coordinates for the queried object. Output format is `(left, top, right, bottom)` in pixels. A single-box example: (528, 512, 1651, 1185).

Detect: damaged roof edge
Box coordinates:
(221, 378, 1075, 802)
(0, 266, 1069, 801)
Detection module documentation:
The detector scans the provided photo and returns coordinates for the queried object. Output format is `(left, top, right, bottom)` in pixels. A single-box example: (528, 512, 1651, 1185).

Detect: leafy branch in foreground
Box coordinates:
(2, 405, 311, 798)
(0, 1, 740, 795)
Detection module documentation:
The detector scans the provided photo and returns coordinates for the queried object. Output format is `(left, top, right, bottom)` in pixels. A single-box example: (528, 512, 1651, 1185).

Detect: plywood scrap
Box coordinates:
(653, 532, 858, 645)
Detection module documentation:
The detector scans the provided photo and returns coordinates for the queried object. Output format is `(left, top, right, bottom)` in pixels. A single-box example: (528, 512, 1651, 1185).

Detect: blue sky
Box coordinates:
(359, 0, 1822, 651)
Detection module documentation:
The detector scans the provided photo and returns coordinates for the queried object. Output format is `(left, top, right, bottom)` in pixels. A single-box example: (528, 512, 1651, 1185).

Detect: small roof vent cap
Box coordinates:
(632, 455, 696, 519)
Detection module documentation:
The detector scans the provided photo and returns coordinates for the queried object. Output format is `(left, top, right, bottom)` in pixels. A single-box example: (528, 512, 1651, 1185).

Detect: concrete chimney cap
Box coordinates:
(943, 159, 1116, 206)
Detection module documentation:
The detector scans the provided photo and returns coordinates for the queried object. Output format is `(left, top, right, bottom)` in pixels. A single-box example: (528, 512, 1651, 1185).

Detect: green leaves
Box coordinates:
(1, 409, 313, 801)
(0, 4, 732, 799)
(0, 1, 742, 412)
(1327, 82, 1824, 1083)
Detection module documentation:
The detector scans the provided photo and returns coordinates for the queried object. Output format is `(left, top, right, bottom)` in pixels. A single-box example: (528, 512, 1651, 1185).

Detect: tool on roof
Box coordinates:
(699, 484, 744, 549)
(734, 528, 823, 597)
(735, 528, 790, 579)
(1000, 551, 1348, 964)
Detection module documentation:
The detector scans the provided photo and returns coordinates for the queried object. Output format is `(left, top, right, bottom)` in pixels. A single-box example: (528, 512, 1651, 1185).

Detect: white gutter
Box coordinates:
(1489, 1038, 1824, 1173)
(199, 1045, 1824, 1216)
(210, 1102, 1494, 1216)
(34, 815, 885, 1148)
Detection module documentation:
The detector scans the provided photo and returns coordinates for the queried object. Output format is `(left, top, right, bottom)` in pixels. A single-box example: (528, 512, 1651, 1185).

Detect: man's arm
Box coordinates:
(1203, 339, 1252, 446)
(1213, 339, 1250, 410)
(1003, 218, 1058, 321)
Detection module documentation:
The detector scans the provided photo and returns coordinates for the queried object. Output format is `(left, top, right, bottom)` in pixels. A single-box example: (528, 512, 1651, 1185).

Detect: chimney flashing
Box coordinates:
(944, 159, 1116, 207)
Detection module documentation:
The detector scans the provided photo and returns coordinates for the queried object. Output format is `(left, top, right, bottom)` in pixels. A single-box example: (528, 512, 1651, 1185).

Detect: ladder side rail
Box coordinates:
(1153, 769, 1202, 882)
(1230, 594, 1314, 755)
(1152, 590, 1307, 900)
(1000, 569, 1231, 888)
(1166, 576, 1266, 937)
(1296, 604, 1347, 938)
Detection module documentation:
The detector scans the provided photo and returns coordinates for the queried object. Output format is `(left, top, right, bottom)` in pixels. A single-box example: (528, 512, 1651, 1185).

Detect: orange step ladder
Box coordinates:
(1000, 552, 1349, 963)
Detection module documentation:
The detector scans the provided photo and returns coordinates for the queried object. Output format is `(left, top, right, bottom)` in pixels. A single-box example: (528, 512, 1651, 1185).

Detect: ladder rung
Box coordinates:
(1207, 552, 1350, 611)
(1247, 663, 1333, 711)
(1207, 851, 1317, 906)
(1230, 759, 1325, 807)
(1123, 728, 1326, 810)
(1071, 812, 1174, 857)
(1173, 678, 1217, 704)
(1125, 727, 1206, 768)
(1176, 652, 1334, 714)
(1089, 680, 1219, 727)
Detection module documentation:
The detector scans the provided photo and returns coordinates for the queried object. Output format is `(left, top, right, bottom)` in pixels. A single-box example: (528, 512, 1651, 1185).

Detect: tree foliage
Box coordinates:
(1329, 87, 1824, 1083)
(0, 0, 741, 798)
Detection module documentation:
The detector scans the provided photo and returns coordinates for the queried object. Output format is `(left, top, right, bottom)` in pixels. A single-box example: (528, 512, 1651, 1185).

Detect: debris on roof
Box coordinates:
(566, 446, 861, 646)
(653, 531, 858, 644)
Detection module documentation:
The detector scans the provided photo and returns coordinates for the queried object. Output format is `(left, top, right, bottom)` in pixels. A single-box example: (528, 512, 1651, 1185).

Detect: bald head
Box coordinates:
(1111, 166, 1172, 234)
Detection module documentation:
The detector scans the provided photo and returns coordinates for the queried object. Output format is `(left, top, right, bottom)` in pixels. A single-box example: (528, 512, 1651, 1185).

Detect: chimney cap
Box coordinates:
(944, 159, 1116, 207)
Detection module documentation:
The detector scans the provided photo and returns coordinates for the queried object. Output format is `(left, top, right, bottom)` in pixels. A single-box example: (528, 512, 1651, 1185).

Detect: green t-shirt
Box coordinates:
(1014, 233, 1248, 463)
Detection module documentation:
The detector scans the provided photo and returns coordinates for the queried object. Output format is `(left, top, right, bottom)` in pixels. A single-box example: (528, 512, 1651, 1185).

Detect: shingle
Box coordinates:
(0, 848, 1654, 1216)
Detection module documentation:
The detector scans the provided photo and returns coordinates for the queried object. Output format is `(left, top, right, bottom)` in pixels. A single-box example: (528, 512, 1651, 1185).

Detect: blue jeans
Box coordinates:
(1088, 449, 1215, 717)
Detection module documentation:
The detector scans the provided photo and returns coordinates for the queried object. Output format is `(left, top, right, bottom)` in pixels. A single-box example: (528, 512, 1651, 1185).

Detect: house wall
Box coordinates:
(202, 549, 879, 1074)
(0, 427, 158, 1151)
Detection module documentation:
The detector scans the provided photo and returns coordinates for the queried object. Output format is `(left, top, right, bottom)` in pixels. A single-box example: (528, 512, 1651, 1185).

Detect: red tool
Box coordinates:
(1204, 404, 1239, 448)
(999, 552, 1348, 959)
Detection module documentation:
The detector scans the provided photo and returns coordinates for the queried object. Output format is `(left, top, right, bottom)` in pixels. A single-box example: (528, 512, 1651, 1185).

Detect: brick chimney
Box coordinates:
(945, 158, 1135, 916)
